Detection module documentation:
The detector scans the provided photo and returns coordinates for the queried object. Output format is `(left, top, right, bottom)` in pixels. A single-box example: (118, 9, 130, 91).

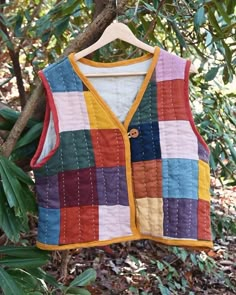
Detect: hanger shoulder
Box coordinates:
(74, 22, 154, 60)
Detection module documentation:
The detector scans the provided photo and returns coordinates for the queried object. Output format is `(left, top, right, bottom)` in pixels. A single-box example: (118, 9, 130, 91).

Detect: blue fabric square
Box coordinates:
(44, 58, 83, 92)
(38, 207, 60, 245)
(162, 159, 198, 199)
(129, 122, 161, 162)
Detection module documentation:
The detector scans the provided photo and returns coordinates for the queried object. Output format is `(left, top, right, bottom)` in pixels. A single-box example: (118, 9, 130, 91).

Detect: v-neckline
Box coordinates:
(69, 47, 160, 131)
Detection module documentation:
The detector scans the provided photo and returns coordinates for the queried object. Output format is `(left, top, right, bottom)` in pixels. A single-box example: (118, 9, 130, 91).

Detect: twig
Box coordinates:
(0, 0, 128, 158)
(59, 250, 71, 282)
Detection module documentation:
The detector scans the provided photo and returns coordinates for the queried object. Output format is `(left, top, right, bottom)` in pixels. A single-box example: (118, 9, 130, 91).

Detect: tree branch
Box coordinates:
(0, 0, 128, 158)
(0, 20, 26, 108)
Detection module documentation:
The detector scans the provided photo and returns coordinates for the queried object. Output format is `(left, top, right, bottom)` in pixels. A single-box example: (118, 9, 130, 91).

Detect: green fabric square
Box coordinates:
(131, 81, 158, 125)
(34, 130, 95, 177)
(60, 130, 95, 170)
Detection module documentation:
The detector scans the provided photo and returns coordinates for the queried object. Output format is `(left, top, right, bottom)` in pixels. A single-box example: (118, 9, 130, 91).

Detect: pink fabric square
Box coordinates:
(98, 205, 132, 240)
(53, 92, 90, 132)
(155, 50, 186, 82)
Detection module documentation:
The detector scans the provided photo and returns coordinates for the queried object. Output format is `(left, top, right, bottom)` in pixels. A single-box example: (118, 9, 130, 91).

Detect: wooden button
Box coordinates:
(129, 128, 139, 138)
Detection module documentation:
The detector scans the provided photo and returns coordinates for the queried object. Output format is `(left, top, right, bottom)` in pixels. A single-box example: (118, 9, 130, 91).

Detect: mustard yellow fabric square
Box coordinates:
(84, 92, 117, 129)
(198, 160, 210, 201)
(136, 198, 163, 237)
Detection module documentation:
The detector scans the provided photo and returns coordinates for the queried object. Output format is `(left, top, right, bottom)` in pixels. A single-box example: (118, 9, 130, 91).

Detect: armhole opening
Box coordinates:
(184, 60, 210, 154)
(30, 71, 60, 169)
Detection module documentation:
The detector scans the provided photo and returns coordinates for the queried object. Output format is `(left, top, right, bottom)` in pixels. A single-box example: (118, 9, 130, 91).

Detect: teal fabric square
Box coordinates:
(38, 207, 60, 245)
(162, 159, 198, 199)
(130, 81, 158, 125)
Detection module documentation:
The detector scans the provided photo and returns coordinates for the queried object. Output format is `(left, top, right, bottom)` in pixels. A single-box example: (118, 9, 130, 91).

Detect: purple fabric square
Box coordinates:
(35, 175, 60, 209)
(163, 198, 197, 239)
(96, 167, 129, 206)
(198, 142, 210, 163)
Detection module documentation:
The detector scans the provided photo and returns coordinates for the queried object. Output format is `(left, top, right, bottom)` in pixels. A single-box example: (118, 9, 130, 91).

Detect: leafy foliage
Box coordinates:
(0, 246, 96, 294)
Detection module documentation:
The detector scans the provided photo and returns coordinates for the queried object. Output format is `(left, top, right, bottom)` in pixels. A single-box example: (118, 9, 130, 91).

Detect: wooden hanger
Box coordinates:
(74, 22, 198, 77)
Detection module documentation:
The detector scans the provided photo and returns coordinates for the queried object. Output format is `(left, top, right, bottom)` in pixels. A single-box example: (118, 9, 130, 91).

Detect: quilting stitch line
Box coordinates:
(72, 132, 82, 241)
(83, 129, 96, 241)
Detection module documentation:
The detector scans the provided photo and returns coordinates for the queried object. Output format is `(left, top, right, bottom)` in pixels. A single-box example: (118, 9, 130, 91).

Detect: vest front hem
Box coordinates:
(36, 235, 213, 251)
(36, 234, 141, 251)
(140, 235, 213, 250)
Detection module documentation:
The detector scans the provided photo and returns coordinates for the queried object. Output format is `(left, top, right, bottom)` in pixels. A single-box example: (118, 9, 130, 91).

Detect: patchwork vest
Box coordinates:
(31, 47, 213, 250)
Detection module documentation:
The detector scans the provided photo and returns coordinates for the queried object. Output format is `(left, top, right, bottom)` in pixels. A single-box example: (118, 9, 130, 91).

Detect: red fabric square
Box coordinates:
(157, 80, 188, 121)
(58, 167, 98, 207)
(90, 129, 125, 167)
(59, 206, 99, 244)
(198, 200, 212, 241)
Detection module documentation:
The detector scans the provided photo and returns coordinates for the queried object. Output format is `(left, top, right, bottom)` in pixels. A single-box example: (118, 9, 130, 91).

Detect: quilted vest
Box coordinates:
(31, 47, 213, 250)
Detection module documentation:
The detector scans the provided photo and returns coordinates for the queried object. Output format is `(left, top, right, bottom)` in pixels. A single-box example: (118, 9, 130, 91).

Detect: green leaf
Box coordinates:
(0, 29, 14, 50)
(190, 253, 198, 266)
(179, 249, 188, 262)
(14, 13, 23, 37)
(194, 6, 205, 31)
(0, 186, 21, 241)
(0, 156, 36, 215)
(0, 109, 39, 128)
(222, 65, 230, 84)
(207, 8, 222, 35)
(141, 2, 156, 13)
(226, 0, 235, 14)
(158, 284, 170, 295)
(205, 31, 212, 48)
(205, 67, 219, 81)
(0, 246, 49, 259)
(0, 256, 49, 268)
(223, 135, 236, 163)
(157, 260, 164, 271)
(54, 17, 70, 37)
(0, 268, 24, 295)
(14, 122, 43, 150)
(213, 1, 231, 24)
(29, 268, 60, 289)
(0, 155, 34, 185)
(68, 269, 96, 289)
(0, 159, 18, 208)
(7, 269, 44, 294)
(170, 21, 187, 48)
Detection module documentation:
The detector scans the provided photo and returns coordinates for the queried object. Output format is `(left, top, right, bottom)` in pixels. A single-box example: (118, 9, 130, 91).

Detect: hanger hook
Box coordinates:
(114, 0, 118, 22)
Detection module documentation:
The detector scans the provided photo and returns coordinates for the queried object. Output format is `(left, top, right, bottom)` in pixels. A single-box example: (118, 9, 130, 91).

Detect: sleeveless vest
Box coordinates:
(31, 47, 213, 250)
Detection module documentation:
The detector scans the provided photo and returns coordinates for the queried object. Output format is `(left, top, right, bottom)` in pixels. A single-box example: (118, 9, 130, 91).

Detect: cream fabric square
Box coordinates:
(159, 120, 198, 160)
(53, 92, 90, 132)
(136, 198, 163, 237)
(98, 205, 132, 240)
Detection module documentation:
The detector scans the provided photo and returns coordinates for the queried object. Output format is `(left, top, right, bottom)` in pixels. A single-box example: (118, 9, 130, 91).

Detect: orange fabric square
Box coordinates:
(157, 80, 188, 121)
(90, 129, 126, 167)
(59, 206, 98, 244)
(198, 200, 211, 241)
(132, 160, 162, 198)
